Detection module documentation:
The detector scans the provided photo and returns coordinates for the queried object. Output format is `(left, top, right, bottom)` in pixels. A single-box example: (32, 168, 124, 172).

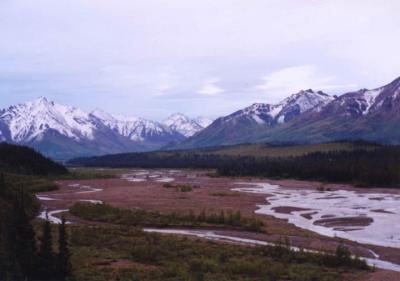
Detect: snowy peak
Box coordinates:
(279, 89, 333, 112)
(1, 97, 96, 142)
(91, 110, 177, 142)
(194, 116, 214, 128)
(0, 98, 186, 159)
(90, 108, 116, 123)
(220, 89, 334, 126)
(326, 82, 396, 118)
(275, 89, 334, 123)
(164, 113, 204, 137)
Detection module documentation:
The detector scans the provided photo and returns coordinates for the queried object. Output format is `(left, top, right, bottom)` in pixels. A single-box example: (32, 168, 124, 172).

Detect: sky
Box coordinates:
(0, 0, 399, 120)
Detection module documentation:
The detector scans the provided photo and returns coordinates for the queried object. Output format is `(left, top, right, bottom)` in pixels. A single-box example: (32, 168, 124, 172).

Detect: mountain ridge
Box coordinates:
(0, 98, 211, 159)
(1, 76, 399, 159)
(174, 77, 400, 149)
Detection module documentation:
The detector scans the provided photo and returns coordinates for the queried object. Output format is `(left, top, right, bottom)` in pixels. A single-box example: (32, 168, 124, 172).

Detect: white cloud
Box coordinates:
(255, 65, 358, 102)
(0, 0, 399, 118)
(197, 78, 225, 96)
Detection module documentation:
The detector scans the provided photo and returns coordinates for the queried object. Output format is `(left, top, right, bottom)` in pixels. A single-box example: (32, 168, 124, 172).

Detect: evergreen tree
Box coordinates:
(38, 214, 55, 280)
(14, 191, 37, 279)
(0, 173, 7, 198)
(58, 216, 71, 280)
(1, 202, 24, 281)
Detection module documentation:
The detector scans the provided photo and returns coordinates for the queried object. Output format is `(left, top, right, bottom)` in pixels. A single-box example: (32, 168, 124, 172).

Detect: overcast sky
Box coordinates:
(1, 0, 399, 120)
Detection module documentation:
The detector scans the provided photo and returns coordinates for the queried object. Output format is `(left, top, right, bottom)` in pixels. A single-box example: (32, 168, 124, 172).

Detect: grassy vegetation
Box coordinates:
(69, 225, 368, 281)
(70, 202, 265, 232)
(163, 183, 194, 192)
(61, 167, 125, 180)
(209, 191, 240, 197)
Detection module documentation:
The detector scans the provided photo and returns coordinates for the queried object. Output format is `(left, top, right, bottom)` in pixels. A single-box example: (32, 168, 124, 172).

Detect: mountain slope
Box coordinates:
(256, 77, 400, 145)
(178, 89, 334, 148)
(0, 142, 67, 175)
(91, 110, 185, 148)
(163, 113, 204, 137)
(0, 98, 184, 159)
(176, 77, 400, 149)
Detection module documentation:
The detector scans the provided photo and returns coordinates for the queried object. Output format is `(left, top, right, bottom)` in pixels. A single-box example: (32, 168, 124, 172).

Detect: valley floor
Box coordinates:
(37, 169, 400, 280)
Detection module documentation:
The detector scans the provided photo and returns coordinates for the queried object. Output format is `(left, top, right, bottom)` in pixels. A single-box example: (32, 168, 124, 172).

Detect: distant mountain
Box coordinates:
(175, 77, 400, 149)
(177, 89, 334, 148)
(256, 76, 400, 144)
(163, 113, 212, 137)
(3, 76, 399, 159)
(194, 116, 214, 128)
(91, 109, 184, 146)
(0, 98, 185, 159)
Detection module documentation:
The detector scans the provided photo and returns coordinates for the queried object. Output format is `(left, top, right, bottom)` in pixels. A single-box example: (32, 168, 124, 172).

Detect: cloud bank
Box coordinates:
(0, 0, 399, 119)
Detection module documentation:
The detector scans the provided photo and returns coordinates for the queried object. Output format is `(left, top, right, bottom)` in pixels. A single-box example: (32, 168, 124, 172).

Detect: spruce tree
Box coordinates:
(38, 213, 55, 280)
(14, 191, 37, 279)
(2, 201, 24, 281)
(58, 216, 71, 280)
(0, 173, 7, 198)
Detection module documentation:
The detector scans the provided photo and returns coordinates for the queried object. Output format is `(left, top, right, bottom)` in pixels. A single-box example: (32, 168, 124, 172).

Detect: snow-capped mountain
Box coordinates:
(91, 109, 183, 143)
(0, 97, 97, 142)
(0, 98, 185, 159)
(194, 116, 214, 128)
(175, 77, 400, 149)
(163, 113, 204, 137)
(274, 89, 335, 122)
(176, 89, 333, 148)
(218, 89, 333, 127)
(260, 77, 400, 144)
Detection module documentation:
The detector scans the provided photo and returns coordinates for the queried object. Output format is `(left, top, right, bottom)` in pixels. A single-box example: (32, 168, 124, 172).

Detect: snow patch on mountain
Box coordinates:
(164, 113, 205, 137)
(279, 89, 334, 113)
(0, 97, 96, 142)
(91, 110, 174, 141)
(361, 89, 382, 114)
(220, 89, 333, 126)
(194, 116, 214, 128)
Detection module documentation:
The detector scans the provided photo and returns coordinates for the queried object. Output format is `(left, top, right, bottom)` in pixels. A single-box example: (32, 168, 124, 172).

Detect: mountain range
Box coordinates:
(177, 76, 400, 149)
(1, 76, 399, 160)
(0, 97, 211, 159)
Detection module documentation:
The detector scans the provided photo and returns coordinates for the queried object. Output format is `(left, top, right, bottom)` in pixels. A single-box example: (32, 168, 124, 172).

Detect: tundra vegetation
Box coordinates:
(0, 143, 372, 280)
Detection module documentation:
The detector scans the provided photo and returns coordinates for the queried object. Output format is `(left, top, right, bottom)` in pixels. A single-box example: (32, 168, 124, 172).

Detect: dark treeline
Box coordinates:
(70, 145, 400, 187)
(218, 147, 400, 187)
(0, 143, 68, 176)
(68, 151, 227, 169)
(0, 174, 71, 281)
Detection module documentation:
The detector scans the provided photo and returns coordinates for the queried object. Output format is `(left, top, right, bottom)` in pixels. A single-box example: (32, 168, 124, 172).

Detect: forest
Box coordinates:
(0, 174, 71, 281)
(0, 143, 67, 176)
(0, 143, 70, 281)
(69, 143, 400, 187)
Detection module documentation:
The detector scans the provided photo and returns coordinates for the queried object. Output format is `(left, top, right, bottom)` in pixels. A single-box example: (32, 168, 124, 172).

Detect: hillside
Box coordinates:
(0, 98, 215, 160)
(0, 142, 68, 175)
(176, 77, 400, 149)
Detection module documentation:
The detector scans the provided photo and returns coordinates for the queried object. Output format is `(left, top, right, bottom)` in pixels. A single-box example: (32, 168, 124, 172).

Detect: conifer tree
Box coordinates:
(0, 173, 7, 198)
(38, 213, 55, 280)
(58, 216, 71, 280)
(14, 191, 37, 279)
